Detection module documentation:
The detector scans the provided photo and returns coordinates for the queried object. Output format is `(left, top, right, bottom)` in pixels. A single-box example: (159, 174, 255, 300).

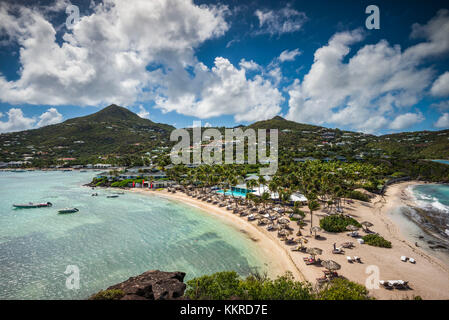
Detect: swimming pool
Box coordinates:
(216, 189, 250, 198)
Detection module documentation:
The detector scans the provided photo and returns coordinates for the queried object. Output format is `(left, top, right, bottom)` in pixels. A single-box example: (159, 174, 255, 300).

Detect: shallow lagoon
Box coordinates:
(0, 171, 270, 299)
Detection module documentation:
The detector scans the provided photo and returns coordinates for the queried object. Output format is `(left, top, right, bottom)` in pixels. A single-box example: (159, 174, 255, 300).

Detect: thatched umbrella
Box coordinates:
(346, 224, 359, 231)
(311, 226, 322, 237)
(268, 223, 279, 230)
(321, 260, 341, 271)
(278, 229, 289, 237)
(361, 221, 373, 231)
(306, 247, 323, 258)
(255, 214, 265, 220)
(278, 217, 290, 225)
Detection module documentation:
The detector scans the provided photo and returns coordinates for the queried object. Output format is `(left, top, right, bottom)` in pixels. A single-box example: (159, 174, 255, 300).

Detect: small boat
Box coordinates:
(107, 195, 119, 198)
(13, 202, 53, 209)
(113, 192, 124, 195)
(91, 193, 98, 196)
(58, 208, 79, 214)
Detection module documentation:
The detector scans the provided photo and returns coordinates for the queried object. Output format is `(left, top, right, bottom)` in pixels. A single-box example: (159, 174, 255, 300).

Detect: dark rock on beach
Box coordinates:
(89, 270, 186, 300)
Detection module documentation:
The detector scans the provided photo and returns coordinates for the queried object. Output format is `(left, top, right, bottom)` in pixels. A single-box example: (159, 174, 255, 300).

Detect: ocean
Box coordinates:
(388, 183, 449, 264)
(409, 184, 449, 238)
(0, 171, 272, 299)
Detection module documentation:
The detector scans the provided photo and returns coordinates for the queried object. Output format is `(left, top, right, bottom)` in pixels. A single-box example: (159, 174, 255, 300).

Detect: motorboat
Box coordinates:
(58, 208, 79, 214)
(13, 202, 53, 209)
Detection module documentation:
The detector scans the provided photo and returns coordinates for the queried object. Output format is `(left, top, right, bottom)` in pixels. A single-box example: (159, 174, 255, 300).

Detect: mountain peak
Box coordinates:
(84, 104, 142, 123)
(272, 116, 286, 121)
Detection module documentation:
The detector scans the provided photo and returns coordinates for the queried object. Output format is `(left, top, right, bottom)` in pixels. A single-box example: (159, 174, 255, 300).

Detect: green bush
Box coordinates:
(362, 234, 392, 248)
(185, 271, 242, 300)
(185, 271, 372, 300)
(185, 271, 314, 300)
(320, 215, 362, 233)
(90, 289, 125, 300)
(318, 278, 372, 300)
(346, 190, 370, 202)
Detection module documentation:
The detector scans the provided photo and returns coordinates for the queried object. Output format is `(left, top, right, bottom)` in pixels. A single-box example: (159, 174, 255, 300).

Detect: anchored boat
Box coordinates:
(13, 202, 53, 209)
(58, 208, 79, 214)
(107, 195, 119, 198)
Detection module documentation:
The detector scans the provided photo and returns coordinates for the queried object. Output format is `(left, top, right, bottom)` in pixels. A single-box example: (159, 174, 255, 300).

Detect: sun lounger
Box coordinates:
(401, 256, 408, 262)
(346, 256, 353, 263)
(379, 280, 393, 290)
(341, 242, 354, 249)
(409, 258, 416, 264)
(332, 248, 344, 254)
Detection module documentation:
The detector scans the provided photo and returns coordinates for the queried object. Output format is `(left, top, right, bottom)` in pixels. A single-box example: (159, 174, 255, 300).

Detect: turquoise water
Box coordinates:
(216, 189, 249, 198)
(431, 160, 449, 165)
(0, 171, 271, 300)
(410, 184, 449, 237)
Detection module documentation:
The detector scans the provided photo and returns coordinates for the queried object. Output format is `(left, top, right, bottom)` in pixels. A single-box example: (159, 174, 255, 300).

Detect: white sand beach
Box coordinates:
(130, 183, 449, 300)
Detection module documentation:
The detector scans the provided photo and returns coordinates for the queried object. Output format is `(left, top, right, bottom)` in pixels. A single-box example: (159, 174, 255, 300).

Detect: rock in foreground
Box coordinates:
(90, 270, 186, 300)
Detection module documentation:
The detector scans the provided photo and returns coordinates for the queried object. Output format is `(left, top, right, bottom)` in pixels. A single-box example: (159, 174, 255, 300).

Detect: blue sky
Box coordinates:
(0, 0, 449, 134)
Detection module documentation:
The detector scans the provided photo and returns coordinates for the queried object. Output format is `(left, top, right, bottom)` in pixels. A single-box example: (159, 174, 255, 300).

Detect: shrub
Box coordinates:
(320, 215, 362, 233)
(186, 271, 372, 300)
(318, 278, 372, 300)
(185, 271, 242, 300)
(90, 289, 125, 300)
(347, 190, 370, 202)
(185, 271, 314, 300)
(362, 234, 392, 248)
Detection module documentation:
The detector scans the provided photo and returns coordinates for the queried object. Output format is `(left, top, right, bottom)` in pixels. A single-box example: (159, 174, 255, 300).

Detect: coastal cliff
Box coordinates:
(90, 270, 186, 300)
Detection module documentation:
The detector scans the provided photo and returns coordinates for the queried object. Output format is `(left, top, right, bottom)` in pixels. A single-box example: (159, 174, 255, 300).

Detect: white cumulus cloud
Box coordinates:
(435, 113, 449, 128)
(0, 0, 229, 106)
(431, 72, 449, 97)
(278, 48, 302, 62)
(0, 107, 63, 133)
(389, 112, 424, 130)
(255, 5, 307, 36)
(286, 10, 449, 132)
(37, 107, 63, 127)
(137, 106, 150, 119)
(155, 57, 283, 122)
(0, 108, 36, 133)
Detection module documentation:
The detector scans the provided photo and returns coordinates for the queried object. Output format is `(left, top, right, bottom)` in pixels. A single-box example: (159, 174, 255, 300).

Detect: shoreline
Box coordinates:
(124, 184, 449, 300)
(128, 188, 306, 282)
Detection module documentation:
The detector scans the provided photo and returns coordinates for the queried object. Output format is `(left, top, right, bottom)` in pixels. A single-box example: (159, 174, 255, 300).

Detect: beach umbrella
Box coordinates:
(278, 217, 290, 224)
(311, 226, 321, 237)
(291, 214, 302, 220)
(346, 225, 359, 231)
(278, 229, 289, 237)
(306, 247, 323, 258)
(361, 221, 373, 230)
(321, 260, 341, 271)
(267, 223, 277, 230)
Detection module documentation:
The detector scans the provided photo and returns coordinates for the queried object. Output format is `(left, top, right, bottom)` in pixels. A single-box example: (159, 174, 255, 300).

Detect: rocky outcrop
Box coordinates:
(90, 270, 186, 300)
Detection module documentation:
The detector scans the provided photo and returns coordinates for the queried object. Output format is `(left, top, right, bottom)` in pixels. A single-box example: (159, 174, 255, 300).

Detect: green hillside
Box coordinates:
(0, 104, 174, 166)
(1, 105, 448, 167)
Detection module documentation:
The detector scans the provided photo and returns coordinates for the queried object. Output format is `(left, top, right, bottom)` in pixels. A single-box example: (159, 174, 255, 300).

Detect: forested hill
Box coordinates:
(0, 105, 448, 166)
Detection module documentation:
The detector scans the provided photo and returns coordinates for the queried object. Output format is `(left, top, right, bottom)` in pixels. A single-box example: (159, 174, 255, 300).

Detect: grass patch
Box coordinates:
(320, 215, 362, 233)
(362, 234, 392, 248)
(90, 289, 125, 300)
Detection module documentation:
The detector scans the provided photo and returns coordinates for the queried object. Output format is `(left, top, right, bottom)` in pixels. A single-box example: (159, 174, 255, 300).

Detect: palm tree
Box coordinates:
(307, 199, 320, 236)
